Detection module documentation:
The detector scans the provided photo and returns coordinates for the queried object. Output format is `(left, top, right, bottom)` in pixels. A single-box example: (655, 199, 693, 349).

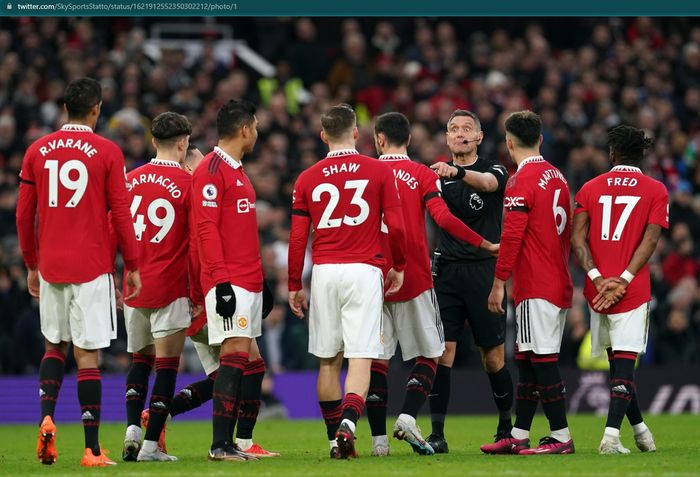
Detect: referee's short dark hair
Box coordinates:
(504, 110, 542, 148)
(447, 109, 481, 131)
(607, 125, 655, 166)
(64, 78, 102, 119)
(374, 112, 410, 147)
(217, 99, 257, 140)
(151, 112, 192, 146)
(321, 104, 356, 140)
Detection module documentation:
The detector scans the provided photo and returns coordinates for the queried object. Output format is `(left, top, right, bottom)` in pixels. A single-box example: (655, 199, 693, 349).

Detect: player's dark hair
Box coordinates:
(504, 110, 542, 148)
(374, 112, 411, 147)
(151, 112, 192, 146)
(320, 104, 356, 140)
(63, 78, 102, 119)
(216, 99, 257, 139)
(607, 125, 655, 166)
(447, 109, 481, 131)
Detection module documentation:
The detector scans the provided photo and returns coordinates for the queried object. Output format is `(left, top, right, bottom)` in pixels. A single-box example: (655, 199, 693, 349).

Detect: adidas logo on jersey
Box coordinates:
(406, 378, 423, 388)
(125, 388, 140, 398)
(81, 411, 95, 421)
(152, 401, 168, 410)
(236, 179, 244, 187)
(366, 394, 383, 402)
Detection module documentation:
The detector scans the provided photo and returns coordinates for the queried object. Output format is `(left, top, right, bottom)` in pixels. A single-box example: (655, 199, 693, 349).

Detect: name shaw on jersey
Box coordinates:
(322, 162, 360, 176)
(39, 138, 98, 158)
(127, 173, 182, 199)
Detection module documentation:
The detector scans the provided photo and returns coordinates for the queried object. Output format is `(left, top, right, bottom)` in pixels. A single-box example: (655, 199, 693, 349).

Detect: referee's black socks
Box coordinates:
(487, 365, 513, 433)
(429, 364, 451, 437)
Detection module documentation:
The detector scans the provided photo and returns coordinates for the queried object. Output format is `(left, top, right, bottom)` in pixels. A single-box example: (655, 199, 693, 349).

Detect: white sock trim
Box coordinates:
(341, 418, 356, 433)
(550, 427, 571, 442)
(511, 427, 529, 440)
(236, 438, 253, 451)
(397, 413, 416, 426)
(632, 422, 649, 436)
(141, 440, 158, 453)
(604, 427, 620, 438)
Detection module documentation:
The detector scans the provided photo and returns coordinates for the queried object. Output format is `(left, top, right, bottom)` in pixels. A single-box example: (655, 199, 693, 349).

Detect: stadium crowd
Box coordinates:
(1, 16, 699, 374)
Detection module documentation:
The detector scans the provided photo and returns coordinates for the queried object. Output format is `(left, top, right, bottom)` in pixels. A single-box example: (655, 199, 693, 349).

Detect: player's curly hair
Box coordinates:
(607, 125, 655, 165)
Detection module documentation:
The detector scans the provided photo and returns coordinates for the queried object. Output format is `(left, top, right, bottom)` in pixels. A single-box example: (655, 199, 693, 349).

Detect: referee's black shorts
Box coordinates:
(434, 259, 506, 348)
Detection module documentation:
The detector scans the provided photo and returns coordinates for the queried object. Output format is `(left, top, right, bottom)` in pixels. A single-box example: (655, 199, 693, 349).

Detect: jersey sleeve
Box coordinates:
(192, 167, 229, 287)
(186, 190, 204, 305)
(380, 168, 406, 271)
(16, 150, 38, 269)
(288, 174, 311, 291)
(648, 183, 669, 229)
(106, 145, 139, 271)
(487, 163, 509, 192)
(573, 184, 589, 216)
(494, 175, 531, 281)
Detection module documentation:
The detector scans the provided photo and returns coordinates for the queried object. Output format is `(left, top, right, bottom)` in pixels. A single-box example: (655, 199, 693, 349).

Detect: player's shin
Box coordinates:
(531, 354, 570, 442)
(170, 372, 216, 417)
(77, 368, 102, 456)
(39, 349, 66, 420)
(402, 357, 437, 418)
(236, 358, 265, 447)
(605, 351, 637, 434)
(512, 352, 538, 439)
(143, 357, 179, 446)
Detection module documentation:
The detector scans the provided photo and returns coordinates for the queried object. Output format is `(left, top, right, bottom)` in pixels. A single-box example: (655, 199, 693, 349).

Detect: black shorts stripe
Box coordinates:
(291, 208, 310, 217)
(108, 275, 115, 333)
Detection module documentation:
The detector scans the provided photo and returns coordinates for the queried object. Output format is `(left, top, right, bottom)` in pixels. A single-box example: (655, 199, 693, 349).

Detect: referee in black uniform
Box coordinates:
(426, 110, 513, 453)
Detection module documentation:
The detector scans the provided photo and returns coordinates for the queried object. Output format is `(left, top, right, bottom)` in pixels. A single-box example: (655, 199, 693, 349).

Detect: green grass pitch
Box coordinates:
(1, 414, 698, 476)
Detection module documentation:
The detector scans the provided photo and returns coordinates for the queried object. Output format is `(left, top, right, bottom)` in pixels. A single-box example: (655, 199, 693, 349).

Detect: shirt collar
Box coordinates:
(149, 158, 181, 168)
(518, 155, 545, 170)
(378, 154, 410, 162)
(326, 148, 359, 158)
(61, 124, 93, 132)
(214, 146, 241, 169)
(611, 165, 642, 174)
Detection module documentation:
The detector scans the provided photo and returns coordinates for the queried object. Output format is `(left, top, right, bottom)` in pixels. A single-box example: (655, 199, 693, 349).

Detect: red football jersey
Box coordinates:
(192, 147, 263, 295)
(495, 156, 573, 308)
(378, 154, 484, 302)
(124, 159, 194, 308)
(574, 165, 669, 313)
(16, 124, 138, 283)
(288, 149, 406, 291)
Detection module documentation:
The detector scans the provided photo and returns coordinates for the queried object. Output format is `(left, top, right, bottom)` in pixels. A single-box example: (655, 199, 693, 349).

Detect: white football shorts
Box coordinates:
(379, 289, 445, 361)
(308, 263, 384, 359)
(515, 298, 568, 355)
(39, 273, 117, 350)
(590, 302, 650, 357)
(124, 297, 191, 353)
(205, 285, 262, 346)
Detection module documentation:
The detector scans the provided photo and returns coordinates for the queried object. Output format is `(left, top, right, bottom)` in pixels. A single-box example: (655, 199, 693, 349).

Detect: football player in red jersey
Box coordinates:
(192, 99, 274, 462)
(486, 111, 574, 455)
(16, 78, 141, 467)
(288, 104, 407, 459)
(121, 112, 198, 462)
(365, 112, 498, 457)
(572, 125, 667, 454)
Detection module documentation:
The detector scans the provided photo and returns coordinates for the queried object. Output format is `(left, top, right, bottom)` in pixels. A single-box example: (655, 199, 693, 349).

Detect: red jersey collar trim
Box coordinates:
(379, 154, 410, 162)
(150, 158, 181, 168)
(61, 124, 93, 132)
(518, 155, 545, 170)
(214, 146, 241, 169)
(326, 148, 359, 158)
(611, 165, 642, 174)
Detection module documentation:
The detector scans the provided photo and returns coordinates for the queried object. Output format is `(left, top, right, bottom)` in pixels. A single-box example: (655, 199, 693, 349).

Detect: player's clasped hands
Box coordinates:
(591, 277, 627, 311)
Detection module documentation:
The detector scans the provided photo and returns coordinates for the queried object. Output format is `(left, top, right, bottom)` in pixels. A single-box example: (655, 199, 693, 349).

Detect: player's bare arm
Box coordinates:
(487, 278, 506, 314)
(592, 223, 663, 311)
(430, 162, 499, 192)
